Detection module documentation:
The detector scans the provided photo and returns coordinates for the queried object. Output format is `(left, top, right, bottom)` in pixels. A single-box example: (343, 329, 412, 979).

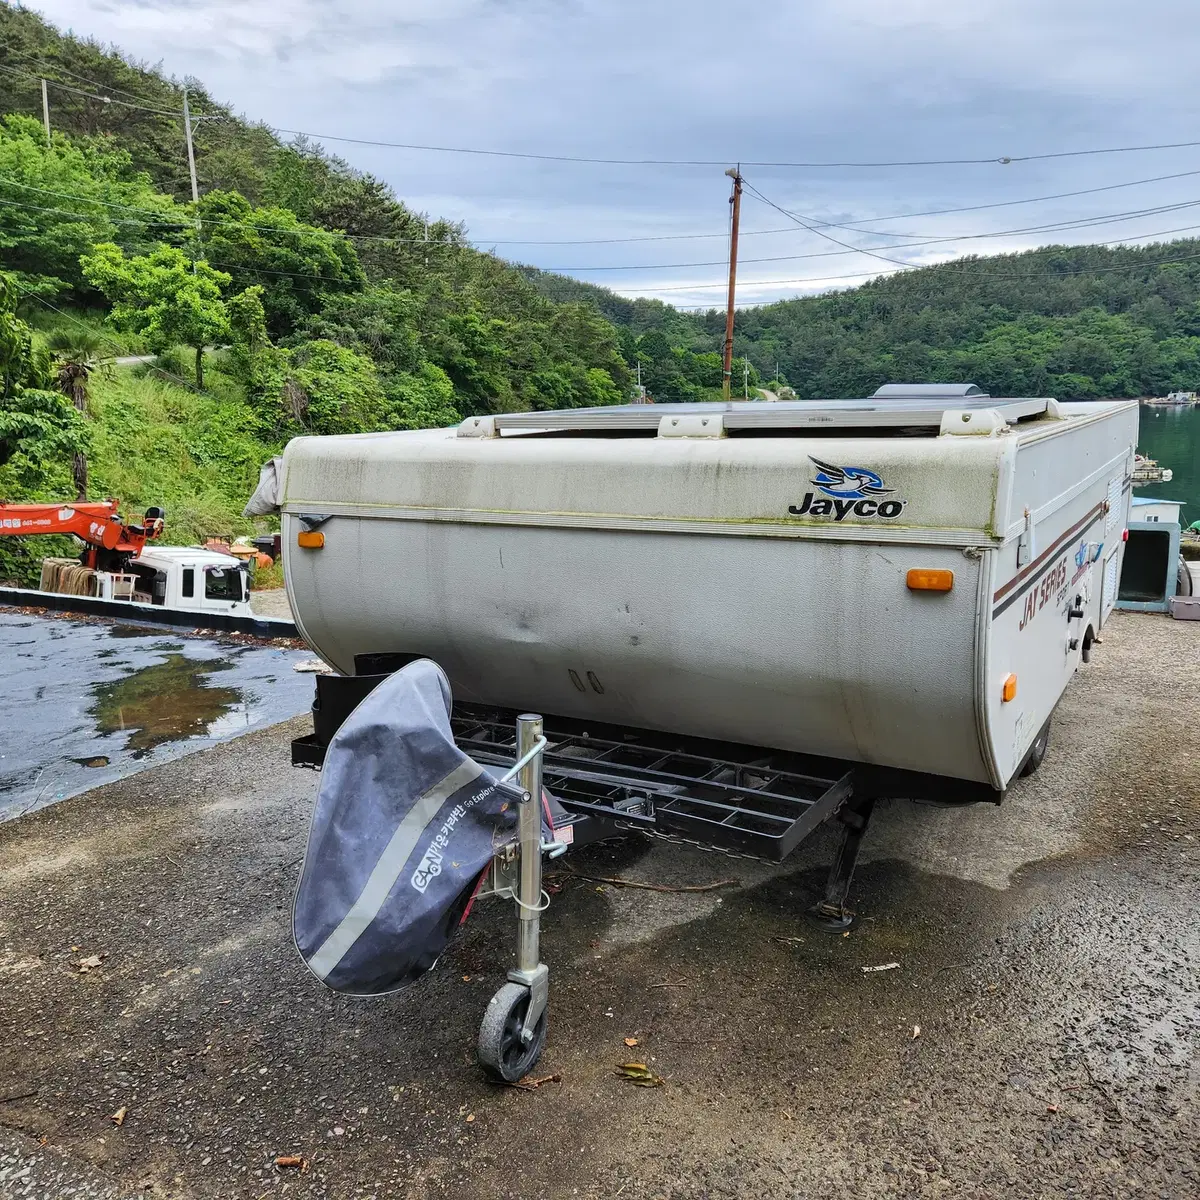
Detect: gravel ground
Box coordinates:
(248, 590, 293, 621)
(0, 611, 1196, 1199)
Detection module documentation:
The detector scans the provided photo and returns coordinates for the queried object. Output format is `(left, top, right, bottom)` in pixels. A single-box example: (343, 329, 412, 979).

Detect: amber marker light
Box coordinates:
(1002, 674, 1018, 703)
(906, 568, 954, 592)
(297, 531, 325, 549)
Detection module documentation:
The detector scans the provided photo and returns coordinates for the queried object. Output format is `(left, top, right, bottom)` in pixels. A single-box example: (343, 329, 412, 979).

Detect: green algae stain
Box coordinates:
(90, 654, 240, 757)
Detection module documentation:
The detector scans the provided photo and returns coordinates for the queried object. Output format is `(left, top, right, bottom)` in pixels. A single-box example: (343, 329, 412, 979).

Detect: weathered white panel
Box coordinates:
(286, 516, 989, 781)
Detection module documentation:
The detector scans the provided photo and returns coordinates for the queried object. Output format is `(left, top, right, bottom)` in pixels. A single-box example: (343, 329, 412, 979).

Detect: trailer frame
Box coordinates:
(292, 681, 909, 1081)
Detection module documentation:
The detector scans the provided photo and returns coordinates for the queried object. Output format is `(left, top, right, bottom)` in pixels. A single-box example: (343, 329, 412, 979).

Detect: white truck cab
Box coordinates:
(126, 546, 253, 617)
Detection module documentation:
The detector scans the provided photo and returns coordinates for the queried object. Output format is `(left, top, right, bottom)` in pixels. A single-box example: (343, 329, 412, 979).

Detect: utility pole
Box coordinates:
(182, 88, 199, 205)
(41, 78, 51, 146)
(722, 166, 743, 401)
(743, 359, 749, 399)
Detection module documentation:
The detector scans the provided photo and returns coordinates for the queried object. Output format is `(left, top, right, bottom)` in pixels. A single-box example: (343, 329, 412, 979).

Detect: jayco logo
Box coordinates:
(788, 457, 906, 521)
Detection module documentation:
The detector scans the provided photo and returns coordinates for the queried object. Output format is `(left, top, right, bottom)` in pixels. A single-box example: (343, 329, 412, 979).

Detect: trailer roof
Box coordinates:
(487, 395, 1050, 433)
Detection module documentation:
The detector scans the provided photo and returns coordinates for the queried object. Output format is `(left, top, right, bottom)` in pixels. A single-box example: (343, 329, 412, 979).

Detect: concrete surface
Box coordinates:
(249, 589, 293, 621)
(0, 611, 1196, 1199)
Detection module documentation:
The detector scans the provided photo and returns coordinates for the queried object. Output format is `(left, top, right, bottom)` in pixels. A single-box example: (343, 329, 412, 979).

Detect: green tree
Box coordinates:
(193, 190, 364, 338)
(0, 273, 87, 518)
(302, 287, 423, 374)
(80, 244, 231, 388)
(0, 115, 181, 298)
(249, 339, 385, 437)
(384, 362, 460, 430)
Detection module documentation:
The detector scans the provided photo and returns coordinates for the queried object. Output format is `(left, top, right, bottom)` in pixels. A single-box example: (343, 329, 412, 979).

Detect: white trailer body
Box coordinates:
(277, 387, 1137, 795)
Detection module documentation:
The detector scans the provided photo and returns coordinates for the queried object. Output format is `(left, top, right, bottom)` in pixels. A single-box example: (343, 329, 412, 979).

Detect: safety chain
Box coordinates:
(620, 822, 779, 866)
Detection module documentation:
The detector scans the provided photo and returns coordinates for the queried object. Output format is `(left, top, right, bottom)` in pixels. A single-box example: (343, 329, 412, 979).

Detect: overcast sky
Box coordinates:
(29, 0, 1200, 308)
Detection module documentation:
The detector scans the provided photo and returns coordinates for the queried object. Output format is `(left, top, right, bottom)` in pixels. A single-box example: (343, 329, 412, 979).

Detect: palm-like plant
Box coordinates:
(46, 329, 106, 500)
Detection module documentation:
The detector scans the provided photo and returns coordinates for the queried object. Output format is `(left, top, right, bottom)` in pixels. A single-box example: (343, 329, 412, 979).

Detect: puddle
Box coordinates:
(91, 654, 240, 757)
(108, 626, 184, 643)
(0, 612, 315, 819)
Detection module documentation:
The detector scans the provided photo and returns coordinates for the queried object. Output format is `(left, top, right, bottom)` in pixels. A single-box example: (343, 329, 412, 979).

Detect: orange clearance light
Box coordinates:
(1002, 673, 1018, 703)
(297, 530, 325, 549)
(906, 568, 954, 592)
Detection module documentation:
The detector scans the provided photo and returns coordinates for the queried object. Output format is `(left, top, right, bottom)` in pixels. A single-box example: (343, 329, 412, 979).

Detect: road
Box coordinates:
(0, 611, 1196, 1199)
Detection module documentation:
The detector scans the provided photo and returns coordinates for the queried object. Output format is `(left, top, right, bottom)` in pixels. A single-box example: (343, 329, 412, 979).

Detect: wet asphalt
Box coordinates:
(0, 610, 1196, 1199)
(0, 611, 313, 821)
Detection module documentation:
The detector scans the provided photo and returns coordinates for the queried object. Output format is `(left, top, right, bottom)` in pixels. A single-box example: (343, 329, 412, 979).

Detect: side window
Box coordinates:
(181, 568, 194, 598)
(204, 567, 242, 602)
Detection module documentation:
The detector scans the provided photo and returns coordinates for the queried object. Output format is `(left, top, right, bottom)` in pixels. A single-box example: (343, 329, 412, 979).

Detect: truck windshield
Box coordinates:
(204, 566, 244, 602)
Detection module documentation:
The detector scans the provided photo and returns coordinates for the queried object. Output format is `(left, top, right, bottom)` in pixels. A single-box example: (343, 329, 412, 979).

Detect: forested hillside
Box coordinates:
(4, 0, 1200, 588)
(731, 242, 1200, 399)
(525, 242, 1200, 402)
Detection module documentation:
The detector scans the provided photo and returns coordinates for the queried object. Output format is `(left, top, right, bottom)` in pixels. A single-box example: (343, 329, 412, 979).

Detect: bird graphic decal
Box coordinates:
(808, 457, 893, 500)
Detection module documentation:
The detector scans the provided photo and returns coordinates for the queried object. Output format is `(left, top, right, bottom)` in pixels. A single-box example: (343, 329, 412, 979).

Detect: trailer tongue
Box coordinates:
(272, 383, 1138, 1080)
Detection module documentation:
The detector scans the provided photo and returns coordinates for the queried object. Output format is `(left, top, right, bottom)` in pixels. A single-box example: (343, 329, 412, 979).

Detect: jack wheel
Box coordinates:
(1020, 718, 1052, 777)
(478, 982, 547, 1083)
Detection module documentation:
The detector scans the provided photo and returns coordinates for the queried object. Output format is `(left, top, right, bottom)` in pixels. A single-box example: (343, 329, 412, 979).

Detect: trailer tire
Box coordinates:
(1019, 718, 1052, 777)
(478, 982, 547, 1083)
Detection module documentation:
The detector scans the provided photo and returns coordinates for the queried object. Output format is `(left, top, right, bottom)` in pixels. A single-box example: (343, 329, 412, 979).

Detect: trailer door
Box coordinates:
(1100, 474, 1127, 627)
(1100, 551, 1120, 626)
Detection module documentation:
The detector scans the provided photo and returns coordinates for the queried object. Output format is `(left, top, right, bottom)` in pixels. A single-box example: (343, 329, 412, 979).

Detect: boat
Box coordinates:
(1143, 391, 1200, 407)
(1132, 454, 1174, 485)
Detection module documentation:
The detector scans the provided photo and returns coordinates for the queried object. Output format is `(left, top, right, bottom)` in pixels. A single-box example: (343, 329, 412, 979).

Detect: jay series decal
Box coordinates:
(1018, 556, 1069, 631)
(789, 457, 907, 520)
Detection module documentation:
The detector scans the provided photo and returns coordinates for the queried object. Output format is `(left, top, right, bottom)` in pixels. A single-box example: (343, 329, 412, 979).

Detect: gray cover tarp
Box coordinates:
(293, 658, 524, 996)
(243, 456, 283, 516)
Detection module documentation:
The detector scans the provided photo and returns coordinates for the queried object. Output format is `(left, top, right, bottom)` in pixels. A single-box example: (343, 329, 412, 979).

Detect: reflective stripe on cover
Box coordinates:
(293, 658, 523, 995)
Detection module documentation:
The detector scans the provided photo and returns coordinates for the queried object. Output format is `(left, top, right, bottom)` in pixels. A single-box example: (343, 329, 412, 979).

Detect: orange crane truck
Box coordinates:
(0, 500, 165, 571)
(1, 500, 257, 620)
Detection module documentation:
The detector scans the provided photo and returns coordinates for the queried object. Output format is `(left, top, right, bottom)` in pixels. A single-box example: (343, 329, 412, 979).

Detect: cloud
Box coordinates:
(32, 0, 1200, 306)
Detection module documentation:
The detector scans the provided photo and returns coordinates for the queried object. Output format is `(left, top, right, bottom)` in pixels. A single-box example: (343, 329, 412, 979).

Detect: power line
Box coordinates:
(0, 62, 182, 117)
(6, 59, 1200, 171)
(612, 227, 1200, 294)
(265, 124, 1200, 171)
(9, 182, 1200, 281)
(11, 200, 1200, 297)
(15, 285, 221, 397)
(0, 194, 163, 225)
(798, 192, 1200, 241)
(19, 167, 1186, 261)
(479, 165, 1200, 245)
(10, 57, 1200, 249)
(491, 166, 1200, 246)
(535, 200, 1200, 271)
(1, 49, 176, 106)
(742, 177, 916, 271)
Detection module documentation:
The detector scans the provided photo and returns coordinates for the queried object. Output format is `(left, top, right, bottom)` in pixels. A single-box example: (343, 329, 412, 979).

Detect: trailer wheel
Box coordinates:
(1019, 718, 1052, 777)
(478, 982, 547, 1083)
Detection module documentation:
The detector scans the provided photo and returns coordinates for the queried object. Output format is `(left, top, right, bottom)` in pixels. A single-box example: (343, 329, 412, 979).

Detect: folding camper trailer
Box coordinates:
(272, 384, 1138, 1078)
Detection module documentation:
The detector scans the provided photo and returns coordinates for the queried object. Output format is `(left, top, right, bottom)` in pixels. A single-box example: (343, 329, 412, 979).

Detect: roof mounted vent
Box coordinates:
(872, 383, 988, 399)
